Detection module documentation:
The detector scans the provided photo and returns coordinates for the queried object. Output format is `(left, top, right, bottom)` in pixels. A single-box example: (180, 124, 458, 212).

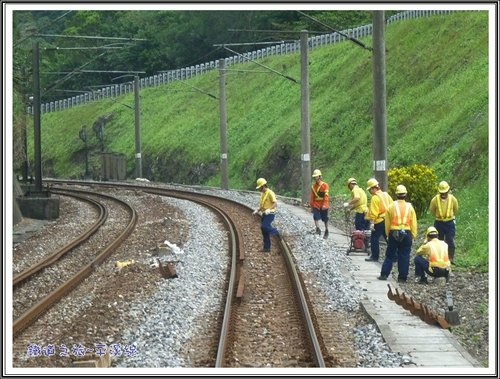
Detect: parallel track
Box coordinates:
(13, 187, 138, 336)
(25, 180, 328, 366)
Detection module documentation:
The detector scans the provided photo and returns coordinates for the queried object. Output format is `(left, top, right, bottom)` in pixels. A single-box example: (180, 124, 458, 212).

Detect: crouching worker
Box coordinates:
(414, 226, 451, 284)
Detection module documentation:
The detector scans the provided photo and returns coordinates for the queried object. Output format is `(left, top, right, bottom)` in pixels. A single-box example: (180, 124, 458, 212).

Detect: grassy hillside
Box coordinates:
(26, 11, 489, 270)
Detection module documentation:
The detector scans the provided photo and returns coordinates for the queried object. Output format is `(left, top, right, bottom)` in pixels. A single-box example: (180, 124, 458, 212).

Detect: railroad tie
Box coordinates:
(72, 350, 111, 368)
(236, 272, 245, 298)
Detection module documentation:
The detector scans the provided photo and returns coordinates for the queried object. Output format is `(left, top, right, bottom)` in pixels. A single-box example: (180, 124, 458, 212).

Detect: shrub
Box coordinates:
(388, 164, 437, 218)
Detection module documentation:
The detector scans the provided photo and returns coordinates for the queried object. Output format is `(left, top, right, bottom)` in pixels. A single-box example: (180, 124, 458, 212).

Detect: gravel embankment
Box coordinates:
(12, 183, 488, 368)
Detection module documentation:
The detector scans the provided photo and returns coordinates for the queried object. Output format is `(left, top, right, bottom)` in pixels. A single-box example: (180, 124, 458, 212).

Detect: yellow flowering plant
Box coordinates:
(388, 164, 437, 218)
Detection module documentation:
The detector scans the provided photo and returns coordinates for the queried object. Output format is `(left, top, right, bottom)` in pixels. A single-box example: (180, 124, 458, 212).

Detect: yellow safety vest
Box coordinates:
(434, 195, 455, 221)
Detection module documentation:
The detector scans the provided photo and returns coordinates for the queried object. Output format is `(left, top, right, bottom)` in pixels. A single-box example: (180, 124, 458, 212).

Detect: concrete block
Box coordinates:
(17, 193, 60, 220)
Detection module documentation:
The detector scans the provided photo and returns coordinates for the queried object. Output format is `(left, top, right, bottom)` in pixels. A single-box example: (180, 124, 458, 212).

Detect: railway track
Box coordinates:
(12, 180, 358, 368)
(13, 189, 107, 286)
(13, 187, 138, 335)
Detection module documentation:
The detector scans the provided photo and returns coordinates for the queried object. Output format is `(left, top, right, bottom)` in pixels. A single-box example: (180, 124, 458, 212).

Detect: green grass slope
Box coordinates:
(28, 11, 490, 270)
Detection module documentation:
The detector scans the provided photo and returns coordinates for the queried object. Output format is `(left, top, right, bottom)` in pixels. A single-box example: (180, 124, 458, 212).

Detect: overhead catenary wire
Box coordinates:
(176, 80, 218, 100)
(222, 45, 299, 84)
(157, 70, 218, 99)
(13, 10, 74, 47)
(228, 28, 328, 35)
(297, 10, 373, 51)
(42, 51, 108, 96)
(35, 34, 147, 42)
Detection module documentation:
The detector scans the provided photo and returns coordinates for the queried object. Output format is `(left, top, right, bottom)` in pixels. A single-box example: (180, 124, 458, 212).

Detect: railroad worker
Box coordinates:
(344, 177, 369, 232)
(378, 185, 417, 283)
(414, 226, 451, 284)
(310, 169, 330, 239)
(253, 178, 280, 252)
(365, 178, 393, 262)
(429, 181, 459, 263)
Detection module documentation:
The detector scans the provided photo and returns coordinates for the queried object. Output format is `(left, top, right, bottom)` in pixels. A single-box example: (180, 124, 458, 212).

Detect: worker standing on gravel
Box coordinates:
(310, 169, 330, 239)
(429, 181, 459, 264)
(253, 178, 280, 252)
(414, 226, 451, 284)
(344, 177, 369, 232)
(378, 185, 417, 283)
(365, 178, 393, 262)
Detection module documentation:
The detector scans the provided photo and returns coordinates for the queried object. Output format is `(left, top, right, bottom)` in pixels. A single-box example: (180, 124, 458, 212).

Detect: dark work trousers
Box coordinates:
(381, 231, 412, 281)
(414, 256, 450, 278)
(261, 213, 279, 250)
(369, 221, 386, 260)
(354, 212, 370, 231)
(434, 219, 456, 260)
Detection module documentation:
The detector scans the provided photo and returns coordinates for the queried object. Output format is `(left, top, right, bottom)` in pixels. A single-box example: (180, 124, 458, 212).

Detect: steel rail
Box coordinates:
(13, 188, 138, 336)
(44, 180, 326, 366)
(279, 237, 326, 367)
(13, 189, 107, 286)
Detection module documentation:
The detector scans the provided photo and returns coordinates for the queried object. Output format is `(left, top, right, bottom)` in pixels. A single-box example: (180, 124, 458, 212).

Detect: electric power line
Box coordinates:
(297, 11, 372, 51)
(222, 45, 298, 84)
(13, 10, 74, 47)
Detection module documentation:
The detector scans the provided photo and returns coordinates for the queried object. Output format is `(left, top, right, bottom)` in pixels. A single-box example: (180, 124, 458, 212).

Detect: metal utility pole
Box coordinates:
(32, 40, 42, 193)
(218, 58, 229, 190)
(79, 125, 90, 179)
(22, 94, 29, 181)
(372, 11, 388, 190)
(134, 75, 142, 178)
(300, 30, 311, 205)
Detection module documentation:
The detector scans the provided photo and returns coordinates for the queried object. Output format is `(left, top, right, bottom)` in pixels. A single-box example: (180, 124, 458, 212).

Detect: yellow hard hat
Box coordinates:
(395, 184, 407, 195)
(256, 177, 267, 189)
(438, 181, 450, 193)
(366, 178, 379, 190)
(426, 226, 439, 238)
(347, 177, 357, 186)
(312, 169, 322, 178)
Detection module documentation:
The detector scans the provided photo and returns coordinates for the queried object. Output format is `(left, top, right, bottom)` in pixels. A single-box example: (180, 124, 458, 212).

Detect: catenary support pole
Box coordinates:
(300, 30, 311, 205)
(134, 75, 142, 178)
(372, 11, 388, 190)
(219, 58, 229, 190)
(32, 40, 42, 192)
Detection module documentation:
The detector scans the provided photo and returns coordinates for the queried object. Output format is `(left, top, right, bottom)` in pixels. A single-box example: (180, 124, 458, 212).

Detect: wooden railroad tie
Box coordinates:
(72, 350, 111, 368)
(236, 272, 245, 298)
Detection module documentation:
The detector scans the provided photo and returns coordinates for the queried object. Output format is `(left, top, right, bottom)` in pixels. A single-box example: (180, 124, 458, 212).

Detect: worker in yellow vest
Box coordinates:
(377, 185, 417, 283)
(429, 181, 459, 263)
(344, 177, 369, 231)
(365, 178, 393, 262)
(414, 226, 451, 284)
(253, 178, 280, 252)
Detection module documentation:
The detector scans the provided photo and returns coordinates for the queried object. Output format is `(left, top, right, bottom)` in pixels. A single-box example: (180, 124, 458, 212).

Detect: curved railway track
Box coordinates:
(13, 189, 107, 286)
(13, 187, 138, 336)
(13, 180, 341, 367)
(70, 182, 328, 366)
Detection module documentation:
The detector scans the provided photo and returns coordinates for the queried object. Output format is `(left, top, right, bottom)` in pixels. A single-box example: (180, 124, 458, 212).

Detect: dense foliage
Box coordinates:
(12, 11, 489, 271)
(12, 10, 383, 102)
(388, 164, 438, 218)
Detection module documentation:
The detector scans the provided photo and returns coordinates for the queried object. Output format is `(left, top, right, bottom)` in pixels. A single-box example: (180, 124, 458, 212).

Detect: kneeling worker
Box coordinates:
(414, 226, 451, 284)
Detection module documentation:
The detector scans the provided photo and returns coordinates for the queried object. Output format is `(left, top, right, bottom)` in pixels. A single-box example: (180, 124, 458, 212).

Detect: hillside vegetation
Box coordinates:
(25, 11, 489, 270)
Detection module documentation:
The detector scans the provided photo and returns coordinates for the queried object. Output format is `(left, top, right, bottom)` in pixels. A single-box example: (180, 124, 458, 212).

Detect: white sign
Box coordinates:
(302, 153, 310, 161)
(135, 153, 141, 158)
(373, 160, 386, 171)
(221, 153, 227, 159)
